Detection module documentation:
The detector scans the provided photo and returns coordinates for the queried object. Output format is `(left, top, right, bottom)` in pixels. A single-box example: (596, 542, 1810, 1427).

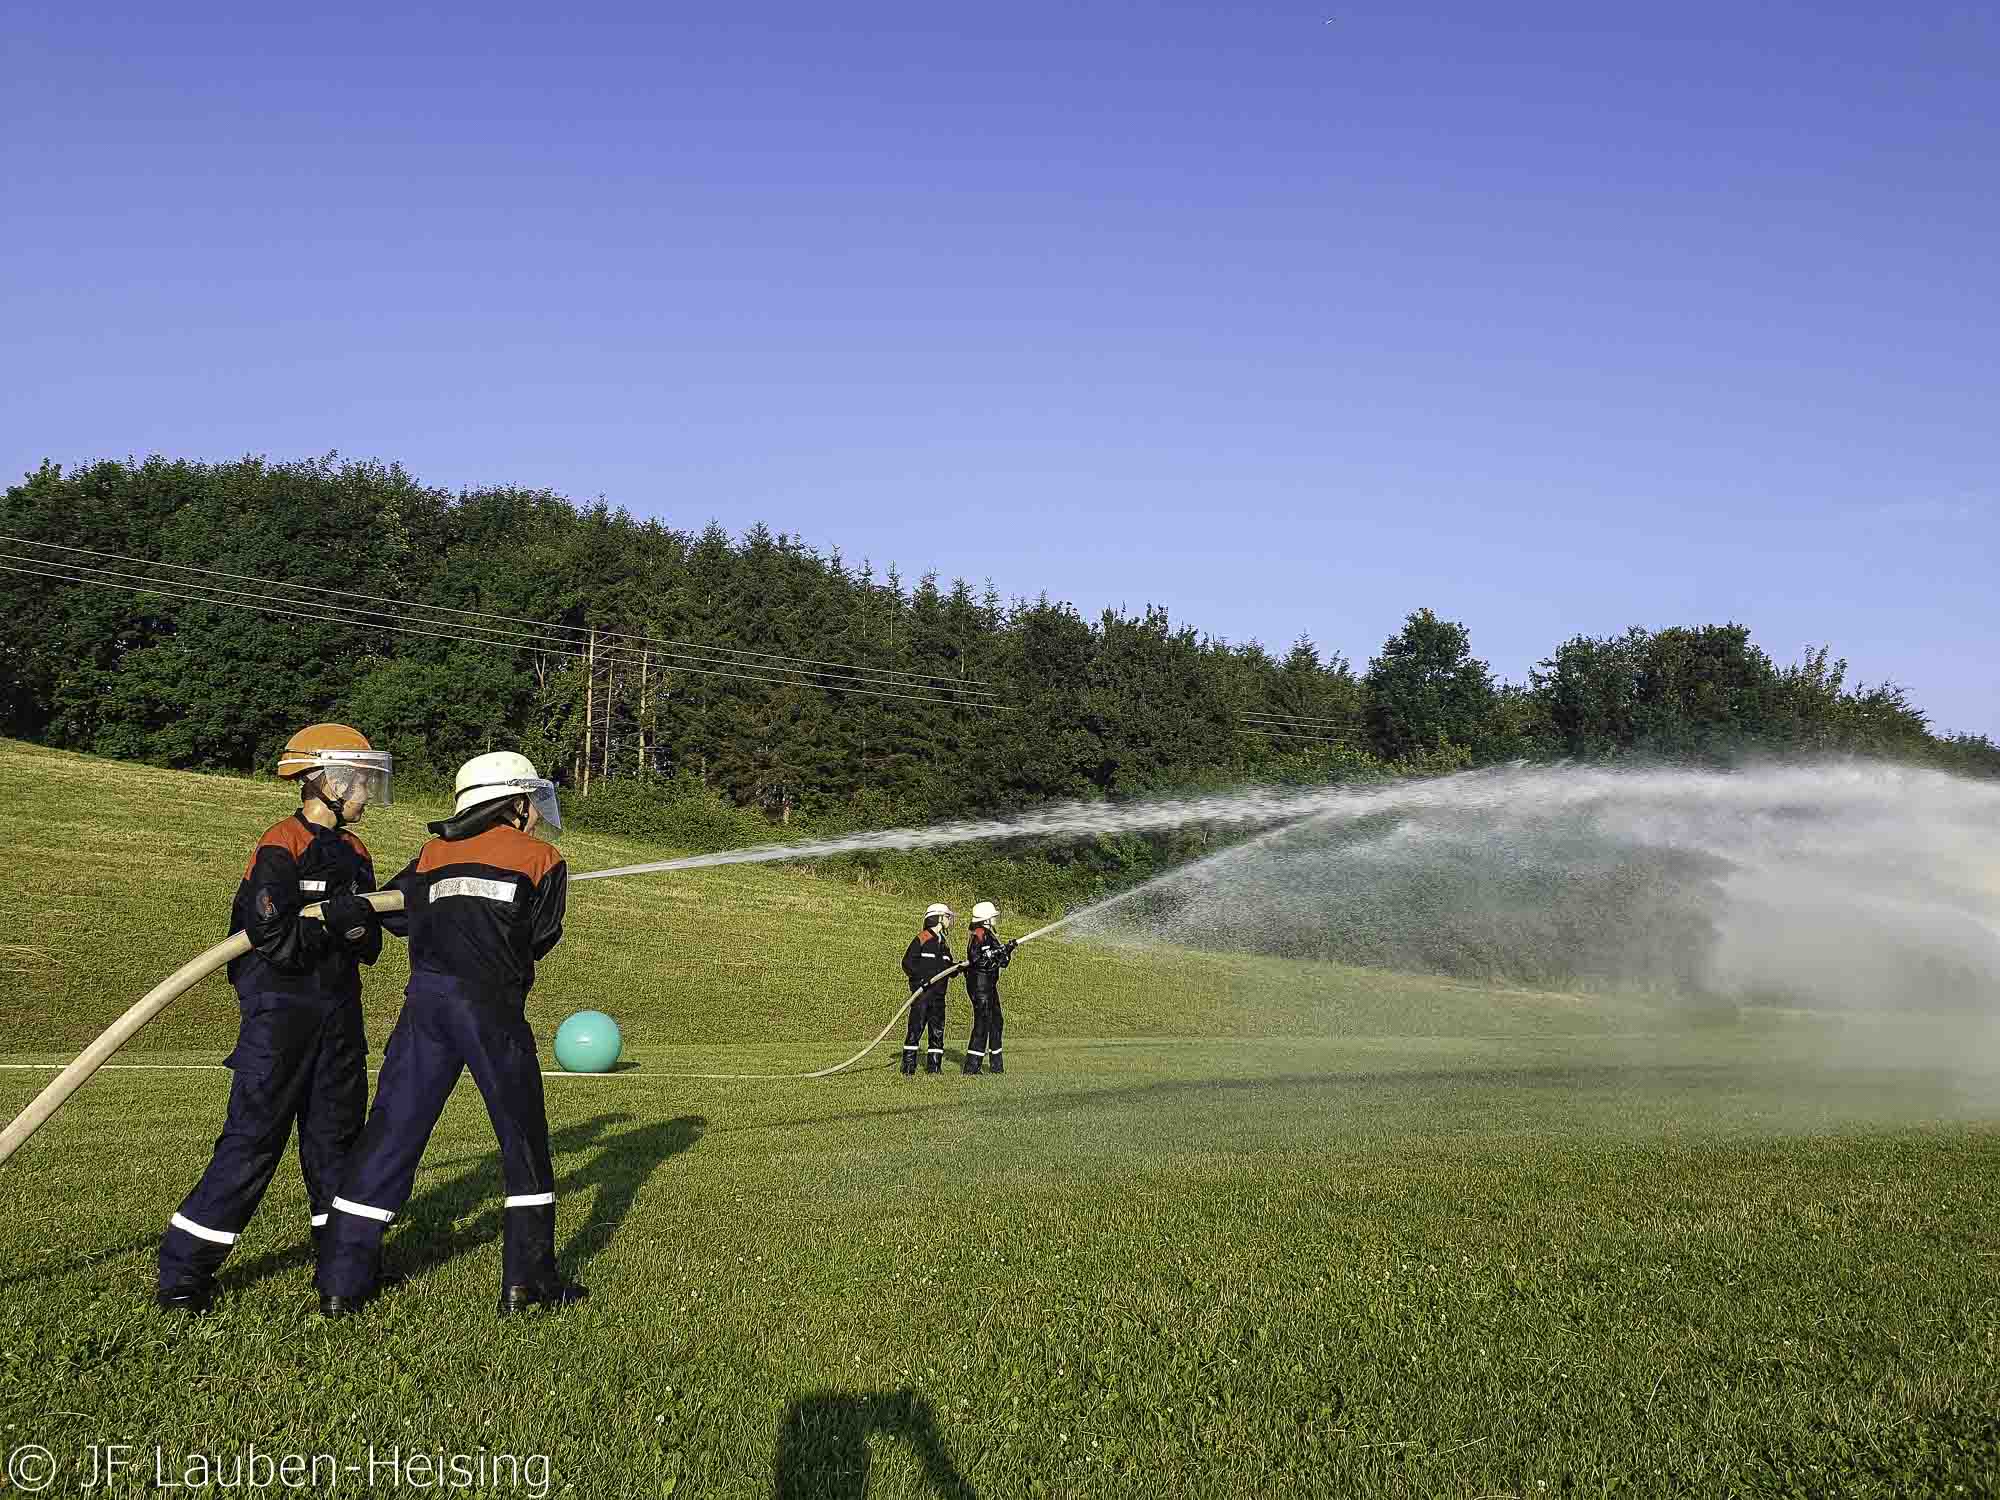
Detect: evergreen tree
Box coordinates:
(1363, 609, 1498, 763)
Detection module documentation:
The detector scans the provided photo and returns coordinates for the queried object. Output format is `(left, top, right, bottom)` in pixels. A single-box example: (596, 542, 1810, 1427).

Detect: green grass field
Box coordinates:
(0, 738, 1995, 1498)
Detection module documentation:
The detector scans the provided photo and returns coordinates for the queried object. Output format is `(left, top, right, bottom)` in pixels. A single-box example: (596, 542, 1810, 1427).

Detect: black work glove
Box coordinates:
(1000, 939, 1019, 961)
(322, 892, 378, 946)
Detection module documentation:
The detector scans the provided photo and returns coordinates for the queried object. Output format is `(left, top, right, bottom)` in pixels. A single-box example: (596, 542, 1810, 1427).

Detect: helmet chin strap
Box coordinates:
(305, 773, 352, 829)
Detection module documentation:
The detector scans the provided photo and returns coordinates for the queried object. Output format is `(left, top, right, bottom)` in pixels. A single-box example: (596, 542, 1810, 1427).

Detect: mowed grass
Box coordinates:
(1, 738, 1996, 1498)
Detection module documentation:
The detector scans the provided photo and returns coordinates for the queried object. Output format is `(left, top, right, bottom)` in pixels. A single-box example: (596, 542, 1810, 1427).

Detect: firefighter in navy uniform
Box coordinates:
(900, 903, 956, 1075)
(156, 724, 392, 1314)
(962, 900, 1017, 1075)
(315, 751, 584, 1318)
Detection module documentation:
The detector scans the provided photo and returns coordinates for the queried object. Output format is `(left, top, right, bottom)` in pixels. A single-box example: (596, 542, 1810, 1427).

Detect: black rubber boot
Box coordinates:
(318, 1293, 367, 1319)
(499, 1279, 591, 1316)
(962, 1056, 982, 1075)
(155, 1284, 214, 1315)
(988, 1053, 1004, 1074)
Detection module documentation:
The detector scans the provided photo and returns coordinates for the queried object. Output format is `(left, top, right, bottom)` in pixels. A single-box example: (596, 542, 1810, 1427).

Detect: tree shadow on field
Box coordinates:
(383, 1111, 707, 1283)
(773, 1389, 976, 1500)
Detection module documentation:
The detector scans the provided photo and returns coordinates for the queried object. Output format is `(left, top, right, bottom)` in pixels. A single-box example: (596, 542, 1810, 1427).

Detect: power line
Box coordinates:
(0, 548, 1004, 706)
(0, 557, 998, 710)
(0, 548, 1002, 706)
(0, 534, 996, 696)
(0, 534, 991, 692)
(0, 559, 1007, 710)
(1235, 723, 1355, 746)
(1238, 709, 1355, 730)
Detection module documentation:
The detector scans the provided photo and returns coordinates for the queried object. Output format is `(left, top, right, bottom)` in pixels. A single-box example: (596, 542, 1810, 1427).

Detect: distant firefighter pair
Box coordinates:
(900, 900, 1017, 1075)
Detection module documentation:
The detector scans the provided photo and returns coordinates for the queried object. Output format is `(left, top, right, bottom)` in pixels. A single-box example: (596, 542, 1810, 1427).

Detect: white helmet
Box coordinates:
(452, 751, 562, 831)
(971, 901, 999, 925)
(924, 902, 954, 929)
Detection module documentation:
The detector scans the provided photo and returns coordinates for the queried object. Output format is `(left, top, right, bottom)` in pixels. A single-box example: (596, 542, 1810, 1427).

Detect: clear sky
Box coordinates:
(5, 1, 1994, 735)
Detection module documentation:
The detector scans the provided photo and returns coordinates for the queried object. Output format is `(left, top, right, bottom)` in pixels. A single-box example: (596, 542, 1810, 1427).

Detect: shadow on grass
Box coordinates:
(384, 1111, 707, 1283)
(214, 1110, 705, 1293)
(0, 1234, 159, 1292)
(773, 1389, 976, 1500)
(720, 1061, 1758, 1136)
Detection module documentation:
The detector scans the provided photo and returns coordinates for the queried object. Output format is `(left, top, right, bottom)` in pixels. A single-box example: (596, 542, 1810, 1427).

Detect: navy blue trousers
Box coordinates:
(902, 991, 945, 1072)
(966, 996, 1003, 1069)
(158, 986, 366, 1292)
(316, 977, 557, 1298)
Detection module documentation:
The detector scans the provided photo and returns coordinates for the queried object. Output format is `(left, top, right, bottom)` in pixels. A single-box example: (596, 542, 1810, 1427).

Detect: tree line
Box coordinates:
(4, 456, 1994, 845)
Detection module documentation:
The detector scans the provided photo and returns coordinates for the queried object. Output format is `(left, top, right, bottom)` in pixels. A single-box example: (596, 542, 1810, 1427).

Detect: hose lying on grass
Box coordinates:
(0, 898, 1064, 1164)
(542, 918, 1067, 1083)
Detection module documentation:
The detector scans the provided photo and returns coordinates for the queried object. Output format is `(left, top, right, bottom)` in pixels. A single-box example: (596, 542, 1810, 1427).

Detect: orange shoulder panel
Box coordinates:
(514, 828, 562, 883)
(416, 825, 560, 881)
(244, 816, 311, 878)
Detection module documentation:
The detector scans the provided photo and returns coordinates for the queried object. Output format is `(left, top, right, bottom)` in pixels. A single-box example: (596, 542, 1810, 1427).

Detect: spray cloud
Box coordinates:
(1058, 761, 2000, 1014)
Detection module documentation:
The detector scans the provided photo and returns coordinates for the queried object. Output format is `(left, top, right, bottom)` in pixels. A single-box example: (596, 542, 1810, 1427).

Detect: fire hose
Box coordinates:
(0, 897, 1045, 1165)
(0, 891, 408, 1168)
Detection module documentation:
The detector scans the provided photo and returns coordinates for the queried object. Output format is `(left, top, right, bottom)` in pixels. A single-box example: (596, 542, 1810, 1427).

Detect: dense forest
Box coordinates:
(4, 455, 1995, 899)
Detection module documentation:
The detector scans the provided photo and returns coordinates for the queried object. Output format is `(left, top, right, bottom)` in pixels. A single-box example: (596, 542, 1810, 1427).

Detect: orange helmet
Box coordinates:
(276, 723, 393, 816)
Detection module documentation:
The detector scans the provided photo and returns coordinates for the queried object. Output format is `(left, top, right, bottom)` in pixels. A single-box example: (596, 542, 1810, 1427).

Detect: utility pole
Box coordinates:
(581, 627, 595, 798)
(638, 648, 649, 775)
(602, 664, 616, 783)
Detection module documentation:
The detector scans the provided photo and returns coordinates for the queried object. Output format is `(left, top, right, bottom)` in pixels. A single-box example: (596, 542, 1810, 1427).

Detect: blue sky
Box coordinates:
(5, 1, 1994, 734)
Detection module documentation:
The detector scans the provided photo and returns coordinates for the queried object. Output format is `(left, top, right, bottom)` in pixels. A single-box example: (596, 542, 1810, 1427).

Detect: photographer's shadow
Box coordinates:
(381, 1110, 705, 1284)
(773, 1388, 977, 1500)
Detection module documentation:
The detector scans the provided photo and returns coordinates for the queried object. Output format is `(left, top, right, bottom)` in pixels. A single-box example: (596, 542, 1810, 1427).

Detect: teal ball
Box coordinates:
(554, 1010, 623, 1073)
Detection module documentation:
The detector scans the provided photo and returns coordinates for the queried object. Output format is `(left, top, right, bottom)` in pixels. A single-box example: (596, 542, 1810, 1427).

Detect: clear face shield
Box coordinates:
(313, 751, 394, 818)
(507, 777, 563, 832)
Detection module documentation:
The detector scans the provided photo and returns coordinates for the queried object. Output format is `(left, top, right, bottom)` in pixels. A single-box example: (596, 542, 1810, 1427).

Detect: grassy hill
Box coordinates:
(0, 738, 1664, 1059)
(0, 738, 1994, 1498)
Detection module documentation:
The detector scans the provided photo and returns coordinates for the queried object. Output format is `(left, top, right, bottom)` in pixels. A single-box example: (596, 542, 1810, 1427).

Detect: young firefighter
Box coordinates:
(156, 724, 392, 1314)
(315, 751, 586, 1318)
(962, 900, 1017, 1075)
(900, 903, 956, 1076)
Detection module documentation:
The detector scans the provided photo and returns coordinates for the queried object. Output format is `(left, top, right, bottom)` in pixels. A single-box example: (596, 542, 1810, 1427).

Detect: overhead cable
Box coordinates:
(0, 534, 994, 695)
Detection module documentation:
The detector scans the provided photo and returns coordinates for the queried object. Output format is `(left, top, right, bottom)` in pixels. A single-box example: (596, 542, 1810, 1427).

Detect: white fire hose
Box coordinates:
(0, 900, 1050, 1165)
(0, 891, 406, 1167)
